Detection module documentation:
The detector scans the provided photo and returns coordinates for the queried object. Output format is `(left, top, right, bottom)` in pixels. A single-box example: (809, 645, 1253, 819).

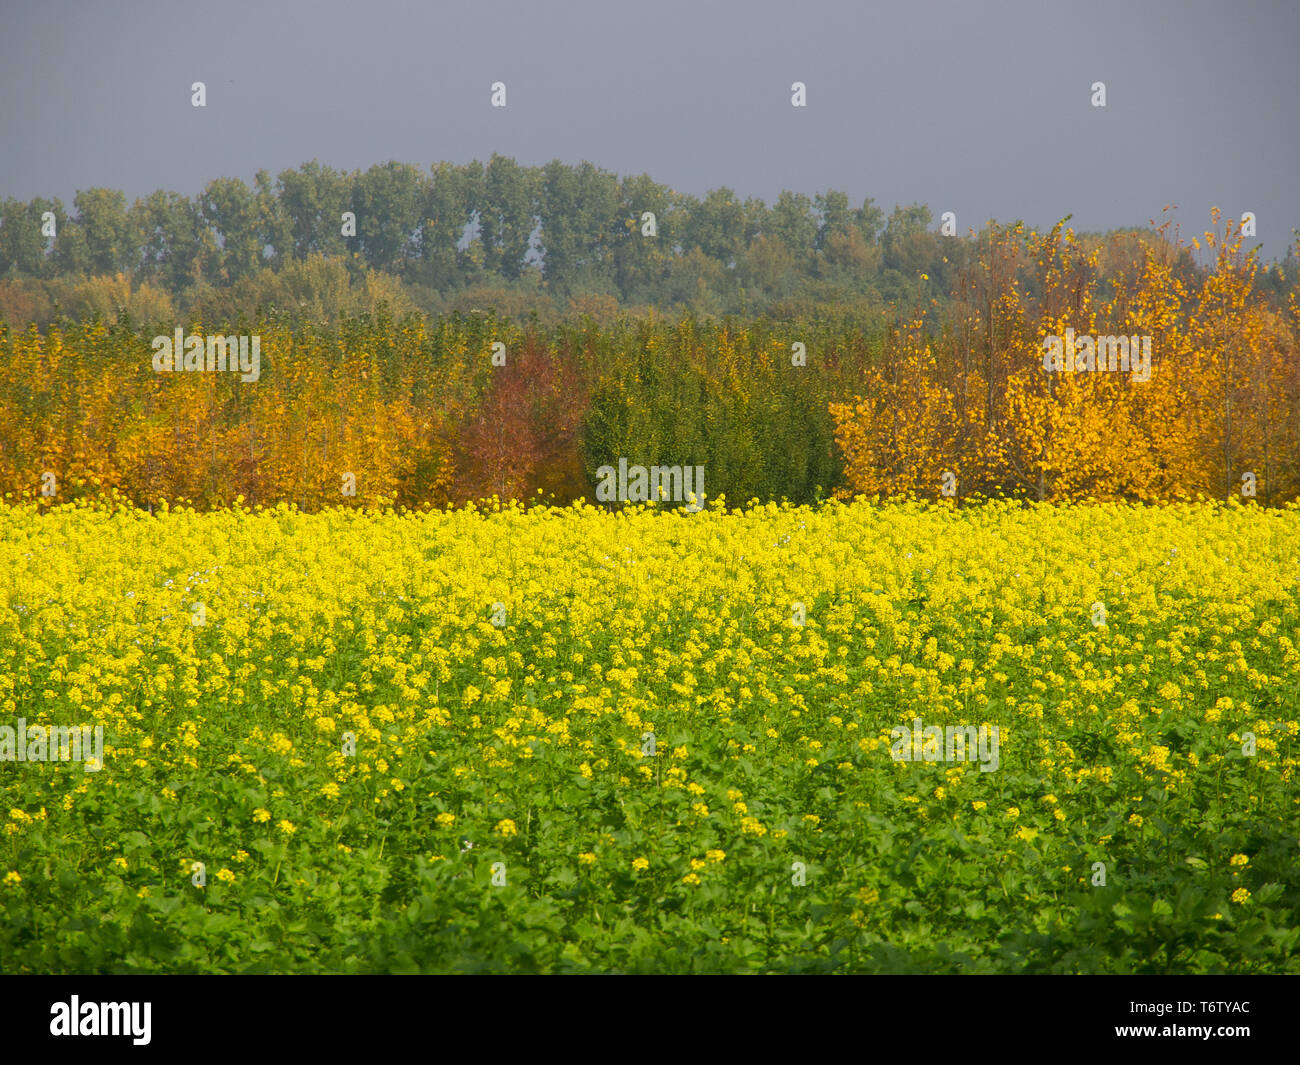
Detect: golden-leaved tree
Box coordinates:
(832, 212, 1300, 504)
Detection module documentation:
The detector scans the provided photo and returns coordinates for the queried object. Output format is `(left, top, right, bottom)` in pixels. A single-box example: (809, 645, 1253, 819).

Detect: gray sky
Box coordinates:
(2, 0, 1297, 260)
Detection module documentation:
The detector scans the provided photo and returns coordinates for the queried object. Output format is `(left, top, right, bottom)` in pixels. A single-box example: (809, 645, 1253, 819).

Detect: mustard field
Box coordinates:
(2, 498, 1297, 972)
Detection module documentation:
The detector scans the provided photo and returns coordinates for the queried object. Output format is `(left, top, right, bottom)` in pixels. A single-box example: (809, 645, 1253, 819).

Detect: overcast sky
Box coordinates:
(2, 0, 1296, 260)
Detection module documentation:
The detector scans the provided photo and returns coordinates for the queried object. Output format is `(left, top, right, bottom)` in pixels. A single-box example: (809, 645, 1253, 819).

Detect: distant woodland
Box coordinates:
(2, 159, 1298, 509)
(2, 156, 1294, 327)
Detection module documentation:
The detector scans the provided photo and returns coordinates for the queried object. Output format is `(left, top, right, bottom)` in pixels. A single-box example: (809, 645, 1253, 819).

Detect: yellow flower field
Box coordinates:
(1, 497, 1297, 972)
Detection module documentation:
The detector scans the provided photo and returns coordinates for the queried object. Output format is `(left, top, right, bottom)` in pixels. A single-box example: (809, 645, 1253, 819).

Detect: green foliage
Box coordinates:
(0, 158, 979, 319)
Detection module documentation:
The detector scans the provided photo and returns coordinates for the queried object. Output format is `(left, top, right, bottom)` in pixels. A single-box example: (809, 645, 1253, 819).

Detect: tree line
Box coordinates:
(3, 214, 1297, 510)
(5, 156, 1292, 327)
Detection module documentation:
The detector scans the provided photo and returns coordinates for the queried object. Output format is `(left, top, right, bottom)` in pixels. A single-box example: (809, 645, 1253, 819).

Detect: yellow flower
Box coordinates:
(706, 849, 726, 863)
(216, 868, 235, 883)
(578, 852, 596, 866)
(682, 872, 701, 886)
(436, 812, 456, 828)
(1128, 813, 1143, 828)
(971, 801, 987, 811)
(689, 858, 706, 871)
(1005, 807, 1020, 819)
(495, 818, 518, 838)
(320, 782, 340, 800)
(2, 871, 20, 886)
(252, 808, 271, 823)
(277, 819, 296, 835)
(1229, 853, 1249, 867)
(632, 857, 649, 872)
(1231, 887, 1250, 904)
